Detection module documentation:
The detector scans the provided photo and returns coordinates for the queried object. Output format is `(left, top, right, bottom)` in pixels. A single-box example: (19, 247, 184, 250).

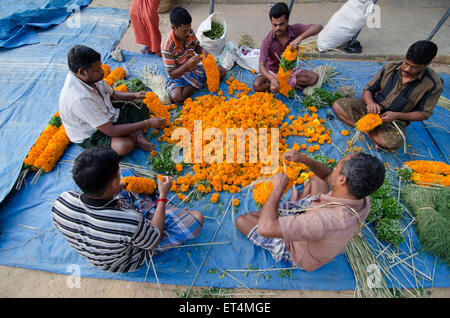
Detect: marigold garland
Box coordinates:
(355, 113, 382, 132)
(143, 91, 170, 126)
(121, 176, 157, 194)
(104, 67, 127, 87)
(101, 64, 111, 78)
(404, 160, 450, 187)
(276, 46, 297, 98)
(34, 125, 71, 173)
(113, 84, 128, 92)
(23, 125, 59, 169)
(201, 54, 220, 93)
(23, 111, 63, 170)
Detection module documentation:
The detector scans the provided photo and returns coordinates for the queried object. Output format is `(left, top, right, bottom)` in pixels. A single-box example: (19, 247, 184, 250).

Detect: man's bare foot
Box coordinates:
(135, 133, 154, 152)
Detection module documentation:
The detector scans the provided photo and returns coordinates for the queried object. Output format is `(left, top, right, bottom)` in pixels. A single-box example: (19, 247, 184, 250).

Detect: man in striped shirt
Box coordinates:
(52, 147, 204, 273)
(162, 7, 226, 103)
(332, 40, 443, 150)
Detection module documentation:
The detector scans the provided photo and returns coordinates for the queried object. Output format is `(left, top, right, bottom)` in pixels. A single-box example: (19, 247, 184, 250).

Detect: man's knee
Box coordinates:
(169, 89, 185, 104)
(111, 137, 135, 156)
(189, 210, 204, 225)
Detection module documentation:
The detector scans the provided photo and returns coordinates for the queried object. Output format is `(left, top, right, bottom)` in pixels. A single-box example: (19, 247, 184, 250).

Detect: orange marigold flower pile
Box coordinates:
(355, 113, 382, 132)
(160, 90, 331, 198)
(201, 54, 220, 93)
(143, 91, 170, 126)
(252, 161, 311, 206)
(225, 77, 251, 98)
(104, 67, 126, 87)
(404, 160, 450, 187)
(121, 176, 157, 194)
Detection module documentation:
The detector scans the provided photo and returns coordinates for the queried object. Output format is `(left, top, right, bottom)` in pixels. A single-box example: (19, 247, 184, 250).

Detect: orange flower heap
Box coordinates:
(355, 113, 382, 132)
(121, 177, 157, 194)
(143, 91, 170, 126)
(201, 54, 220, 93)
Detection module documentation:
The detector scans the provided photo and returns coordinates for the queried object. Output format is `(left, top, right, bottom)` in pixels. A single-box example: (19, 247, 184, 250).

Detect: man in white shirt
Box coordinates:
(59, 45, 165, 156)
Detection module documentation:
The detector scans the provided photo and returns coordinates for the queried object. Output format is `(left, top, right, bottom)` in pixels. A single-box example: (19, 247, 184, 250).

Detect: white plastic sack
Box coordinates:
(236, 46, 260, 73)
(217, 41, 238, 70)
(196, 12, 227, 58)
(317, 0, 374, 52)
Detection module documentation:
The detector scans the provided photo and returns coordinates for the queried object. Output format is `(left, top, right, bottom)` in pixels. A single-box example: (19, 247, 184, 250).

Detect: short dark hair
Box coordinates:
(67, 45, 101, 74)
(340, 152, 385, 199)
(72, 147, 120, 197)
(406, 40, 438, 65)
(270, 2, 290, 21)
(170, 7, 192, 27)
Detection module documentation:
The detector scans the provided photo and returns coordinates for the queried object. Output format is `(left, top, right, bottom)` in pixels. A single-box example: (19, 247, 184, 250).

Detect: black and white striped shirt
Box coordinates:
(52, 191, 160, 273)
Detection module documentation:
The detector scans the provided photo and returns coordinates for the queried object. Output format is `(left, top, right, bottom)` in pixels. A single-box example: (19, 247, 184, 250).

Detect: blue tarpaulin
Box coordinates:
(0, 8, 449, 290)
(0, 0, 93, 48)
(0, 6, 130, 204)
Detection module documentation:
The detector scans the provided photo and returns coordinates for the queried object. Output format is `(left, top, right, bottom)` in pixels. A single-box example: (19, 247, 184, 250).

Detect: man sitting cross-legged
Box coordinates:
(253, 2, 323, 93)
(59, 45, 166, 156)
(332, 40, 443, 150)
(235, 151, 385, 272)
(162, 7, 227, 104)
(52, 147, 204, 273)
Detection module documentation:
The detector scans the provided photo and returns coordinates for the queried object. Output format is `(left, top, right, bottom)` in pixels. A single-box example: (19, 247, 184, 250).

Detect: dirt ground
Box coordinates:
(1, 0, 449, 299)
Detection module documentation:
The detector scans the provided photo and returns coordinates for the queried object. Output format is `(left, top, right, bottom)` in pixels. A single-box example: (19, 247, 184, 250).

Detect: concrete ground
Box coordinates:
(1, 0, 449, 298)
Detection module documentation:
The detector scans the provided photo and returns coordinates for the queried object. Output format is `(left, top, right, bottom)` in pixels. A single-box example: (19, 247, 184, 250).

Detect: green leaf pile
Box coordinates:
(368, 179, 405, 247)
(303, 88, 342, 108)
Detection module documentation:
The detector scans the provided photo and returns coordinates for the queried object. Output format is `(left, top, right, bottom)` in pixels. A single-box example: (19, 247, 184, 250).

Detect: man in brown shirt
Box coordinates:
(235, 151, 385, 272)
(332, 40, 443, 150)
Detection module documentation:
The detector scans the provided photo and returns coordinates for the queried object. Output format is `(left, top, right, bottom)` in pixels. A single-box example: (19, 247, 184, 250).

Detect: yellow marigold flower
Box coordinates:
(232, 199, 240, 206)
(341, 130, 349, 136)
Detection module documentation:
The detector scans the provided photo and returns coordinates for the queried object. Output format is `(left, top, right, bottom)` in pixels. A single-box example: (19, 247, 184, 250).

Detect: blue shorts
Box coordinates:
(166, 64, 206, 93)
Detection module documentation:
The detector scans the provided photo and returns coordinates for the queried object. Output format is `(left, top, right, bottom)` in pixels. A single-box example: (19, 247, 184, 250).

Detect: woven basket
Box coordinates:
(158, 0, 171, 13)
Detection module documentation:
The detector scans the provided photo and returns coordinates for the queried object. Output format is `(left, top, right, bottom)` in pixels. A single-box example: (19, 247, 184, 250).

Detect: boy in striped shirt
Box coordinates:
(162, 7, 226, 103)
(52, 147, 204, 273)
